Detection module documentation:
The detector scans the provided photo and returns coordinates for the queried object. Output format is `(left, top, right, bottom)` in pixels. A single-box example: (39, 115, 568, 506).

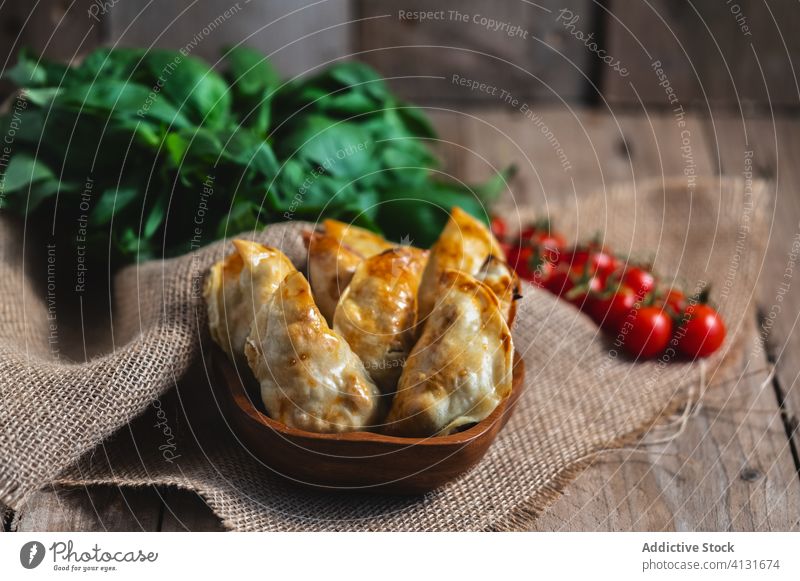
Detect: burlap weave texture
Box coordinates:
(0, 177, 768, 530)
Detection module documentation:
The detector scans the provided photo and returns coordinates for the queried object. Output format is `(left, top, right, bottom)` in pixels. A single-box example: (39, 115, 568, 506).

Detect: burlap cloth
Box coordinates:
(0, 177, 769, 531)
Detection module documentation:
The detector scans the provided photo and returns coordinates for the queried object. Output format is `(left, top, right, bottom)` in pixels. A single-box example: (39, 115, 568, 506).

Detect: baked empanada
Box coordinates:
(385, 269, 514, 437)
(476, 255, 521, 326)
(417, 207, 505, 324)
(304, 231, 363, 325)
(205, 239, 296, 361)
(322, 219, 393, 257)
(244, 271, 382, 433)
(333, 246, 429, 393)
(305, 220, 394, 324)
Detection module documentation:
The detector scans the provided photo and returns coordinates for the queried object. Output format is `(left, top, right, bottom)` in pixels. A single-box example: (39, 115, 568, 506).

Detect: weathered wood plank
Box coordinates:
(14, 106, 800, 531)
(456, 106, 800, 530)
(159, 489, 224, 532)
(0, 0, 104, 98)
(427, 109, 467, 179)
(533, 326, 800, 531)
(18, 0, 104, 60)
(710, 115, 800, 472)
(604, 0, 800, 108)
(458, 107, 630, 218)
(1, 502, 13, 532)
(11, 485, 162, 532)
(107, 0, 353, 78)
(357, 0, 594, 105)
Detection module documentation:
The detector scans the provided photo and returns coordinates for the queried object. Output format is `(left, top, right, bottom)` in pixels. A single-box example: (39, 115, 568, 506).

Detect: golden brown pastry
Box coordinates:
(304, 220, 394, 324)
(244, 271, 382, 433)
(417, 207, 505, 325)
(304, 231, 361, 325)
(385, 269, 514, 437)
(205, 239, 296, 361)
(333, 246, 429, 393)
(476, 255, 521, 326)
(321, 219, 393, 258)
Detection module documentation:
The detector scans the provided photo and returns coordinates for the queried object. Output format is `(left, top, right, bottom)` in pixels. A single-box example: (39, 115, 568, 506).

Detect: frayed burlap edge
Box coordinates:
(484, 309, 755, 531)
(11, 176, 766, 531)
(483, 389, 693, 531)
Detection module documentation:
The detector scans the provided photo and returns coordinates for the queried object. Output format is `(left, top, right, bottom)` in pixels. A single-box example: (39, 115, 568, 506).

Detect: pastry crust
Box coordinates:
(304, 231, 363, 325)
(204, 240, 296, 361)
(304, 220, 394, 324)
(322, 219, 393, 257)
(333, 246, 429, 393)
(385, 269, 513, 437)
(245, 271, 382, 433)
(476, 255, 521, 326)
(417, 207, 504, 325)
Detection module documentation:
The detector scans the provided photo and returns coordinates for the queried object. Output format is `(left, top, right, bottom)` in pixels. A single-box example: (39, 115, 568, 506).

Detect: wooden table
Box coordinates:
(4, 107, 800, 532)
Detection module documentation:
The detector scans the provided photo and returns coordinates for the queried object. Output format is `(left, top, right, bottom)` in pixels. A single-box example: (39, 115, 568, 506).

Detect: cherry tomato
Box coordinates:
(566, 275, 603, 310)
(520, 224, 566, 263)
(499, 241, 513, 261)
(506, 245, 534, 280)
(676, 304, 726, 358)
(661, 288, 686, 315)
(566, 248, 590, 270)
(566, 246, 618, 283)
(591, 251, 618, 282)
(518, 224, 539, 242)
(543, 265, 575, 297)
(531, 230, 566, 252)
(491, 216, 507, 240)
(588, 286, 637, 331)
(620, 306, 672, 359)
(529, 255, 555, 288)
(617, 266, 656, 299)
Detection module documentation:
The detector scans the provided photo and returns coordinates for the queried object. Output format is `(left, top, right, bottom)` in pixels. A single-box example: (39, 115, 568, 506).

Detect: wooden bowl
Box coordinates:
(212, 350, 525, 494)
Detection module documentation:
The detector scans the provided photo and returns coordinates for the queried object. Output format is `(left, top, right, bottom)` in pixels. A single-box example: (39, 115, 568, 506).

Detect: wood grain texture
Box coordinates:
(0, 0, 103, 98)
(11, 486, 162, 532)
(159, 489, 224, 532)
(13, 109, 800, 530)
(603, 0, 800, 108)
(356, 0, 594, 104)
(1, 502, 13, 532)
(107, 0, 353, 78)
(531, 324, 800, 531)
(704, 115, 800, 470)
(452, 106, 800, 530)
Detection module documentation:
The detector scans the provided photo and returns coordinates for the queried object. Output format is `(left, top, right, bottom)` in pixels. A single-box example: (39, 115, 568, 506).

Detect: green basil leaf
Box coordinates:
(3, 50, 49, 86)
(143, 194, 166, 239)
(225, 45, 280, 98)
(44, 80, 193, 128)
(377, 185, 490, 247)
(325, 61, 389, 102)
(139, 51, 231, 129)
(315, 90, 380, 116)
(277, 116, 375, 179)
(74, 48, 146, 83)
(23, 87, 63, 106)
(218, 198, 263, 238)
(25, 179, 64, 212)
(396, 105, 437, 139)
(90, 186, 140, 225)
(2, 154, 55, 191)
(471, 164, 517, 203)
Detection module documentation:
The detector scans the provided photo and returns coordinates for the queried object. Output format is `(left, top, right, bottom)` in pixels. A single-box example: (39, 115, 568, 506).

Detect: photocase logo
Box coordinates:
(20, 541, 45, 569)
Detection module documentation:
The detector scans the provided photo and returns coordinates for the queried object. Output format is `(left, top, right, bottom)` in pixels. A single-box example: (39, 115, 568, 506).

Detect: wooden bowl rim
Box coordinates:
(218, 350, 525, 447)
